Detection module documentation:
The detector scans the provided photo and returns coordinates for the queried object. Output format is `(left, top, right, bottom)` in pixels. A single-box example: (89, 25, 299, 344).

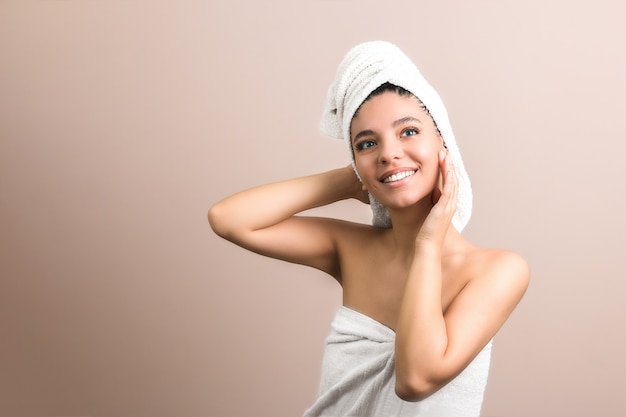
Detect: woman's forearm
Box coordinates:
(208, 166, 359, 239)
(394, 243, 449, 400)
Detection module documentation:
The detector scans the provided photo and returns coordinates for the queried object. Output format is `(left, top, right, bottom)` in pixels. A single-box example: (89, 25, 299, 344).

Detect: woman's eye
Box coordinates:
(401, 128, 419, 137)
(356, 140, 376, 151)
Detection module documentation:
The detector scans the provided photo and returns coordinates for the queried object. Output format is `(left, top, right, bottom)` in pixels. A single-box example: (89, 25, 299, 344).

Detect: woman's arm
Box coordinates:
(394, 153, 530, 401)
(395, 248, 529, 401)
(208, 166, 365, 275)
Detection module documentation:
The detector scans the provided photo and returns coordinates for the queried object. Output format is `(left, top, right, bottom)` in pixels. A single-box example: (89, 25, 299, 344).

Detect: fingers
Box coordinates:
(431, 149, 447, 205)
(440, 149, 453, 181)
(437, 150, 458, 214)
(417, 151, 458, 244)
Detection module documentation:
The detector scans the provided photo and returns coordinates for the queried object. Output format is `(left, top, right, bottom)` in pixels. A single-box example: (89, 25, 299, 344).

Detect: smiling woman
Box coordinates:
(350, 85, 444, 213)
(208, 41, 529, 417)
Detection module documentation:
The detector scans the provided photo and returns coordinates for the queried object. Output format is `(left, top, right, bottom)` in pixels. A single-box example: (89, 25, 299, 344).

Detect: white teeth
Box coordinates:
(383, 170, 416, 183)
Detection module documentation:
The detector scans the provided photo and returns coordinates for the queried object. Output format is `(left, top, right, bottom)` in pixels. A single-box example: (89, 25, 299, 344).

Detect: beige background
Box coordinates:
(1, 1, 625, 416)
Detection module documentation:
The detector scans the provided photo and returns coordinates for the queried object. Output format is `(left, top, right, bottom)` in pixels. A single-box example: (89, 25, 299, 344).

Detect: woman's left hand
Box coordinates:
(416, 150, 458, 247)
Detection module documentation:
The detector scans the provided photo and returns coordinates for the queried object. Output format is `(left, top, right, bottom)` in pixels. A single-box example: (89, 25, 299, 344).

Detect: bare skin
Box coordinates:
(209, 91, 530, 401)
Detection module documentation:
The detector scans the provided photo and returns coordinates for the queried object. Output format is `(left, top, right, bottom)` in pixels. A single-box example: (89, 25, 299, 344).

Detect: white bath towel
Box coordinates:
(303, 306, 492, 417)
(320, 41, 472, 231)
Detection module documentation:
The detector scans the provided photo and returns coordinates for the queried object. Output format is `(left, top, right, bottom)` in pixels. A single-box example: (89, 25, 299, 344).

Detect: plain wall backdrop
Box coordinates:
(1, 1, 625, 416)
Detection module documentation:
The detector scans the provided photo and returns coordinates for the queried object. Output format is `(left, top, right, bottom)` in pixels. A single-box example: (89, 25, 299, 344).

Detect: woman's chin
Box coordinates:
(379, 195, 432, 211)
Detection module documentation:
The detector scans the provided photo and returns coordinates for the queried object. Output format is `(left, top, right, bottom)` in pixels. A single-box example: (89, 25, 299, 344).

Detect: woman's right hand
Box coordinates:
(343, 165, 371, 204)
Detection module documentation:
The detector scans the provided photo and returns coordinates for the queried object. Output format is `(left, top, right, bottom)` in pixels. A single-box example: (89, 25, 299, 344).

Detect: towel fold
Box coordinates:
(320, 41, 472, 231)
(303, 306, 492, 417)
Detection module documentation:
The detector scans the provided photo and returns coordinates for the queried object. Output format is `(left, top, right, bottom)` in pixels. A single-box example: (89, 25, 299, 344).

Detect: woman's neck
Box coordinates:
(387, 200, 468, 259)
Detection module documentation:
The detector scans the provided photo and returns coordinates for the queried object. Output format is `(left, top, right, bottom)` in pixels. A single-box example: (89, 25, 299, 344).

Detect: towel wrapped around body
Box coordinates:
(303, 306, 492, 417)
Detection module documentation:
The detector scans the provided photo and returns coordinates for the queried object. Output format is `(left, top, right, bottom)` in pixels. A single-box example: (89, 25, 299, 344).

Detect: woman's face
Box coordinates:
(350, 91, 445, 210)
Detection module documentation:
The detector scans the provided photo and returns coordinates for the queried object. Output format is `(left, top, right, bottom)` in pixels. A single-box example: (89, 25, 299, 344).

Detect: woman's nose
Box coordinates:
(378, 137, 403, 164)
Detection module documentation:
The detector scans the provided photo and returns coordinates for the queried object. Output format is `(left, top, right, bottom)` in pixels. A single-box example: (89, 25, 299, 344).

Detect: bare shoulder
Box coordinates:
(465, 246, 530, 298)
(469, 247, 529, 275)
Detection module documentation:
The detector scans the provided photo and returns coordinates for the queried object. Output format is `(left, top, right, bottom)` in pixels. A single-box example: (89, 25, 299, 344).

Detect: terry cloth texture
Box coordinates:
(302, 306, 492, 417)
(320, 41, 472, 231)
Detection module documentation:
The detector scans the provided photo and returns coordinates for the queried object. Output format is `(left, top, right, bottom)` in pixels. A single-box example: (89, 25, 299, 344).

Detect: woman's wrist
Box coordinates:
(414, 240, 443, 258)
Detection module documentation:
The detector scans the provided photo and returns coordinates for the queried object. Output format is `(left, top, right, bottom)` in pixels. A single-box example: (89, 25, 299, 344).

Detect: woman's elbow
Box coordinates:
(395, 376, 441, 402)
(208, 203, 231, 239)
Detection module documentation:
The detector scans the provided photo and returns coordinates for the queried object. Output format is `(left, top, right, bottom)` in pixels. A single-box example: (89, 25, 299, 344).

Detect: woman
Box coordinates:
(209, 41, 529, 417)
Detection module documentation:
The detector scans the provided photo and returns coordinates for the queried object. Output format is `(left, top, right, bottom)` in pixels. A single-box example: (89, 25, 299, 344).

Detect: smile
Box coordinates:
(382, 170, 416, 183)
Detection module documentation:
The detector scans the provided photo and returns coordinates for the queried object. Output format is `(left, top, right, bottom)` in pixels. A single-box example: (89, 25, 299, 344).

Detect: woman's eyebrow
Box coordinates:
(353, 129, 375, 143)
(393, 116, 422, 127)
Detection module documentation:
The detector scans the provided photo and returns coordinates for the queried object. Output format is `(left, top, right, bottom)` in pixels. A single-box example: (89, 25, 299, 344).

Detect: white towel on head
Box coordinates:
(320, 41, 472, 231)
